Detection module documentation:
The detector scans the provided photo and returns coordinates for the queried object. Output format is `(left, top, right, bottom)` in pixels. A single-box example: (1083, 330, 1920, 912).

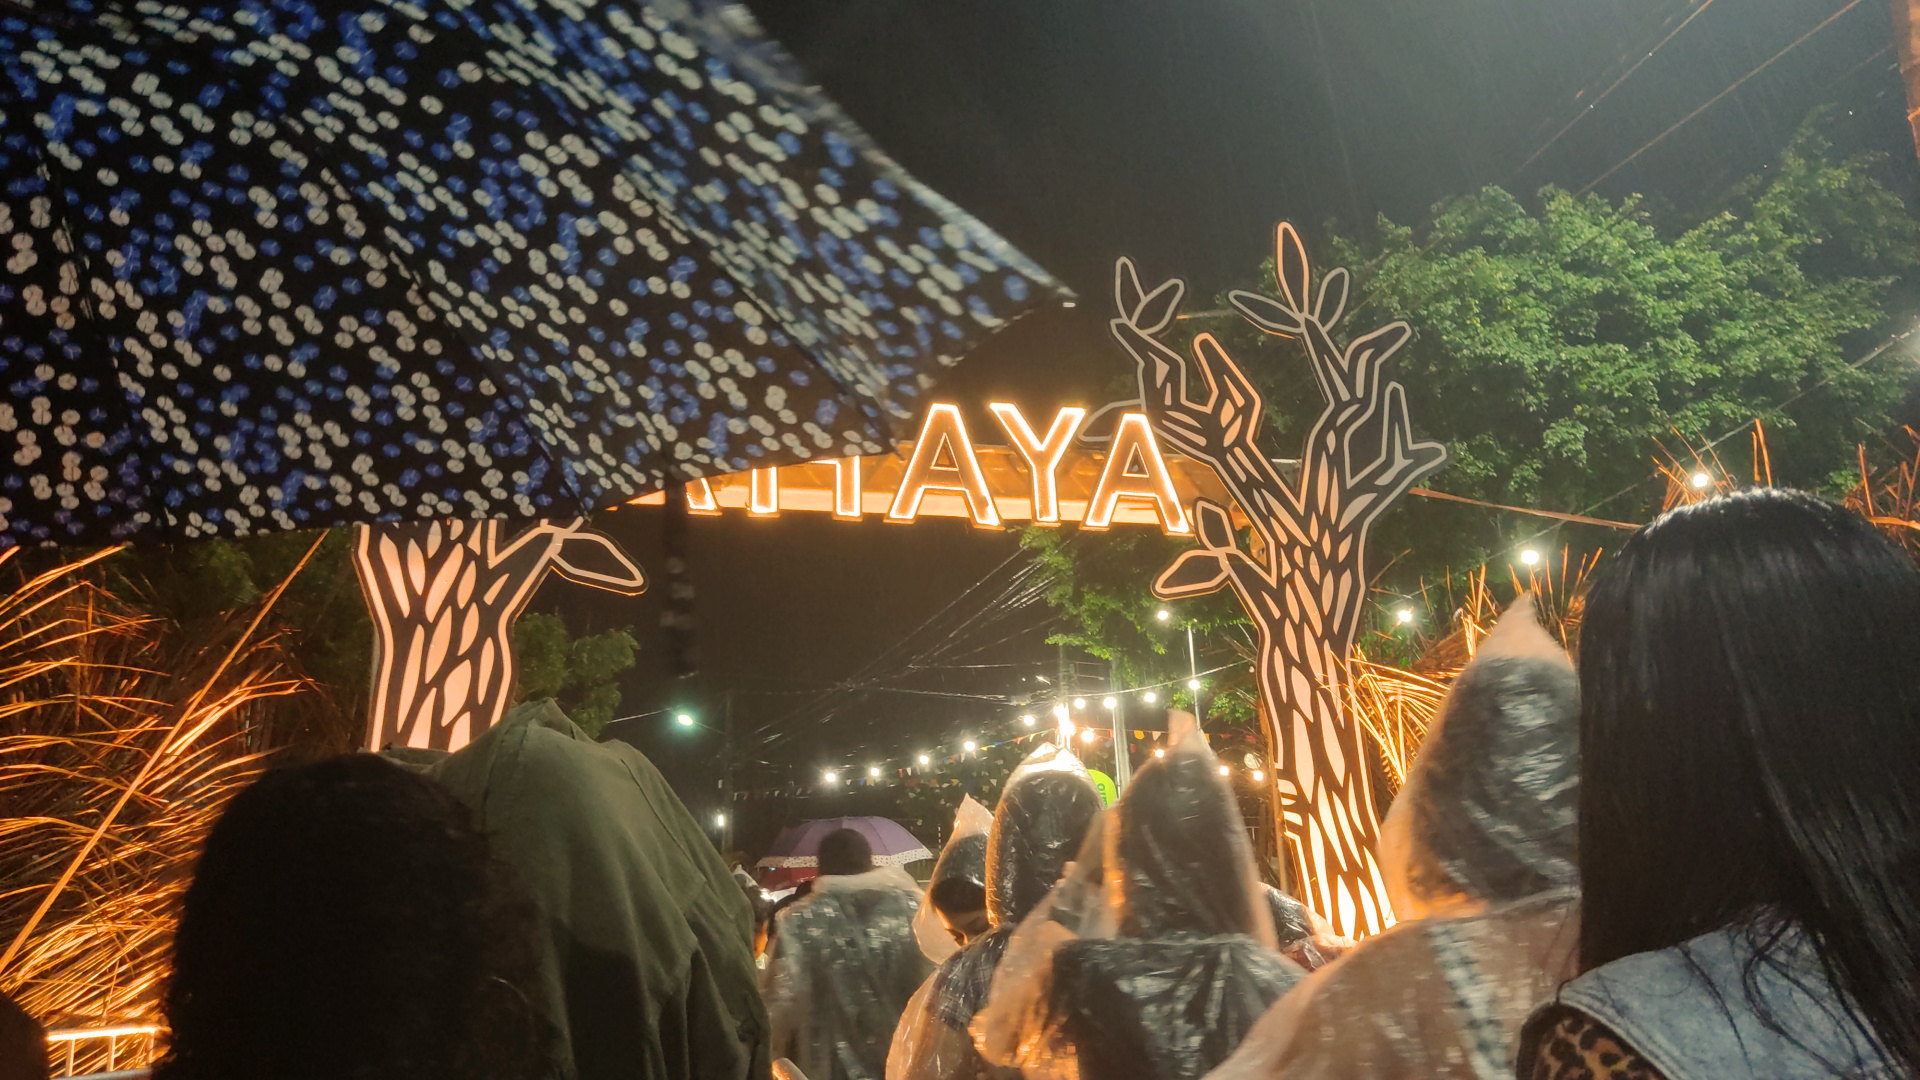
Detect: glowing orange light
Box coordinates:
(990, 402, 1085, 525)
(886, 404, 1002, 527)
(1084, 414, 1190, 534)
(831, 457, 864, 518)
(685, 476, 720, 515)
(749, 468, 780, 516)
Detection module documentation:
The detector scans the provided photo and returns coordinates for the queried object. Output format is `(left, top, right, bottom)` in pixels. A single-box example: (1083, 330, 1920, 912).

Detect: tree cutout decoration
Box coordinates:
(1111, 223, 1448, 937)
(353, 519, 647, 751)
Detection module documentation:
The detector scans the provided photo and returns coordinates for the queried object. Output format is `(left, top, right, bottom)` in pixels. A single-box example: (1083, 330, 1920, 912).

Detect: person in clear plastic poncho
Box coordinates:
(763, 827, 934, 1080)
(890, 744, 1104, 1080)
(1205, 594, 1581, 1080)
(912, 795, 996, 966)
(976, 717, 1308, 1080)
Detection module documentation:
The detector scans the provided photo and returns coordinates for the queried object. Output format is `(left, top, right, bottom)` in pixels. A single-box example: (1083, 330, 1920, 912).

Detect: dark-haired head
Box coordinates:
(155, 754, 547, 1080)
(1577, 488, 1920, 1072)
(817, 828, 874, 877)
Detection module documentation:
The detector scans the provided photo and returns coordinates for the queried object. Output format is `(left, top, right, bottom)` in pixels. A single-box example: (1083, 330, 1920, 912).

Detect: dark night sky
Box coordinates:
(544, 0, 1915, 832)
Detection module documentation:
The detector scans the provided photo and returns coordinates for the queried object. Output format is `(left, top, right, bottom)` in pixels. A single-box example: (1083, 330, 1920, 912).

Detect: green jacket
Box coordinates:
(430, 700, 770, 1080)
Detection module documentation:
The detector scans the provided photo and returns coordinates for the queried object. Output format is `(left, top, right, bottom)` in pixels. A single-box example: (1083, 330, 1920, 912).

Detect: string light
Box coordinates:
(1053, 703, 1069, 722)
(918, 754, 930, 766)
(1520, 549, 1540, 567)
(675, 713, 694, 727)
(1252, 769, 1265, 782)
(1153, 748, 1166, 758)
(1691, 472, 1711, 489)
(1143, 691, 1158, 704)
(1021, 714, 1035, 726)
(823, 771, 838, 784)
(1218, 764, 1231, 777)
(1155, 609, 1170, 622)
(1102, 696, 1117, 710)
(1072, 698, 1086, 710)
(1395, 608, 1413, 625)
(963, 740, 976, 752)
(1080, 728, 1097, 745)
(1187, 678, 1201, 691)
(868, 766, 881, 778)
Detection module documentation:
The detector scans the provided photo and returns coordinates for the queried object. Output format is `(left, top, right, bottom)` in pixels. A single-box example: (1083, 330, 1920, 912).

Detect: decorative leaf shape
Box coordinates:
(1155, 548, 1231, 598)
(1228, 289, 1306, 337)
(1194, 499, 1237, 550)
(1274, 222, 1312, 316)
(551, 529, 649, 594)
(1315, 266, 1349, 328)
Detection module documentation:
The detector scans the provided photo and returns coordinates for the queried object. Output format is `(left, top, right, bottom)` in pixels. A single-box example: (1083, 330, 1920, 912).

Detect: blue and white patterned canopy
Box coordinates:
(0, 0, 1064, 545)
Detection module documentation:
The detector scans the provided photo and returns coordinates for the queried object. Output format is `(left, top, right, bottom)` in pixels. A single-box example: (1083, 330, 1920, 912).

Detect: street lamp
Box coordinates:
(713, 812, 727, 829)
(1155, 609, 1170, 622)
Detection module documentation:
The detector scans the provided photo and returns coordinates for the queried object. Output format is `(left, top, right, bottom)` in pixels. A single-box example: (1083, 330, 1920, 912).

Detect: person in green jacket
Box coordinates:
(430, 699, 771, 1080)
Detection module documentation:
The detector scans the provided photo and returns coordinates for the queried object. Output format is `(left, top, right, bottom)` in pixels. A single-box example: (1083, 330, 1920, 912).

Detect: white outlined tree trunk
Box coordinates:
(353, 518, 646, 751)
(1110, 224, 1447, 937)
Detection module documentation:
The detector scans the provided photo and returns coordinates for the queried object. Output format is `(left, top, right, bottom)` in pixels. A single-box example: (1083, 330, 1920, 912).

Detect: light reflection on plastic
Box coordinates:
(1083, 413, 1191, 534)
(990, 403, 1085, 525)
(887, 404, 1003, 527)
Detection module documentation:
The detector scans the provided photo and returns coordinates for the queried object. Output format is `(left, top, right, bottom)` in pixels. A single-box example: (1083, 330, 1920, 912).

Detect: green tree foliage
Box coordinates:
(512, 612, 639, 739)
(1036, 118, 1918, 677)
(1334, 120, 1917, 568)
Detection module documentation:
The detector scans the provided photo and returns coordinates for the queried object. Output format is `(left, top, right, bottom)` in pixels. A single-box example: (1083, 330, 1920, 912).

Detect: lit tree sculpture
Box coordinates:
(1111, 223, 1448, 936)
(353, 519, 647, 751)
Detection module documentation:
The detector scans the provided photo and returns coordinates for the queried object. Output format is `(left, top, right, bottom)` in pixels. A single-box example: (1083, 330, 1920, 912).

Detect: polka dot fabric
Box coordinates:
(0, 0, 1063, 545)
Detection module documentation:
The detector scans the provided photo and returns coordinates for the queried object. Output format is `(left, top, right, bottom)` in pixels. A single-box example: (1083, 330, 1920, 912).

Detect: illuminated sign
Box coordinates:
(628, 402, 1220, 534)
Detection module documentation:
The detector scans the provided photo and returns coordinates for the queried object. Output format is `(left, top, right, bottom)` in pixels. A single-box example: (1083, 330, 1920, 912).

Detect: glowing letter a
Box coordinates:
(1085, 413, 1190, 534)
(887, 404, 1002, 527)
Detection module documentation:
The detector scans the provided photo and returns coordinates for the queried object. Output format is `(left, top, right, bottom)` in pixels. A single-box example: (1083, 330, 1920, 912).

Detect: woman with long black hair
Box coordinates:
(1518, 489, 1920, 1079)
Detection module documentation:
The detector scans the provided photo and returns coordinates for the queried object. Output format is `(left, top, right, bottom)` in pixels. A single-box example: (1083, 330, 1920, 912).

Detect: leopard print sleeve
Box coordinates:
(1524, 1004, 1669, 1080)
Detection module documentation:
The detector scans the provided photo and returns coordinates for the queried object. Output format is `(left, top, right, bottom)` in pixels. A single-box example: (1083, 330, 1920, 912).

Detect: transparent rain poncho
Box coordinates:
(1206, 595, 1582, 1080)
(976, 723, 1307, 1080)
(763, 861, 934, 1080)
(913, 796, 995, 965)
(890, 744, 1104, 1080)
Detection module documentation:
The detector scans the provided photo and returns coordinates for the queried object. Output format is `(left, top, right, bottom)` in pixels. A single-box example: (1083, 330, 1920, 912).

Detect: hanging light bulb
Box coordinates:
(1080, 728, 1097, 745)
(1102, 696, 1117, 710)
(1073, 697, 1086, 710)
(1691, 471, 1711, 489)
(1187, 678, 1201, 691)
(1155, 609, 1171, 622)
(868, 766, 881, 778)
(1520, 549, 1540, 567)
(1021, 714, 1035, 726)
(1252, 769, 1265, 782)
(1153, 748, 1166, 758)
(823, 771, 838, 784)
(963, 740, 977, 753)
(1396, 608, 1414, 625)
(1143, 690, 1158, 704)
(918, 754, 930, 766)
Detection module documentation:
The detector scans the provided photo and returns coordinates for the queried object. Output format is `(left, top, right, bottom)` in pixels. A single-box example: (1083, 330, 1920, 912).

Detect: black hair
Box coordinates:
(1577, 488, 1920, 1073)
(155, 755, 547, 1080)
(816, 828, 874, 876)
(928, 876, 989, 918)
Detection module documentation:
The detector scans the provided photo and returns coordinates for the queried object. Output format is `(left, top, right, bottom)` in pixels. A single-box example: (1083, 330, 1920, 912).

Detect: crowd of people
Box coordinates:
(11, 487, 1919, 1080)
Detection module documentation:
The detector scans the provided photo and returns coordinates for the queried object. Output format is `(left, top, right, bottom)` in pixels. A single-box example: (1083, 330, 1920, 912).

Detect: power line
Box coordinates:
(1576, 0, 1869, 195)
(1512, 0, 1726, 178)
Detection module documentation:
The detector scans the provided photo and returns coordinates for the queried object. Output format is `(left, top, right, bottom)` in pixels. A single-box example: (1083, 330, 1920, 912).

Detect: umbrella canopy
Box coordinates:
(756, 816, 933, 870)
(0, 0, 1063, 546)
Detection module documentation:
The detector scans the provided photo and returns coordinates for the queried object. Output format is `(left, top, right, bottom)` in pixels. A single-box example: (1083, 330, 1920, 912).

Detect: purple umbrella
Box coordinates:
(755, 817, 934, 872)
